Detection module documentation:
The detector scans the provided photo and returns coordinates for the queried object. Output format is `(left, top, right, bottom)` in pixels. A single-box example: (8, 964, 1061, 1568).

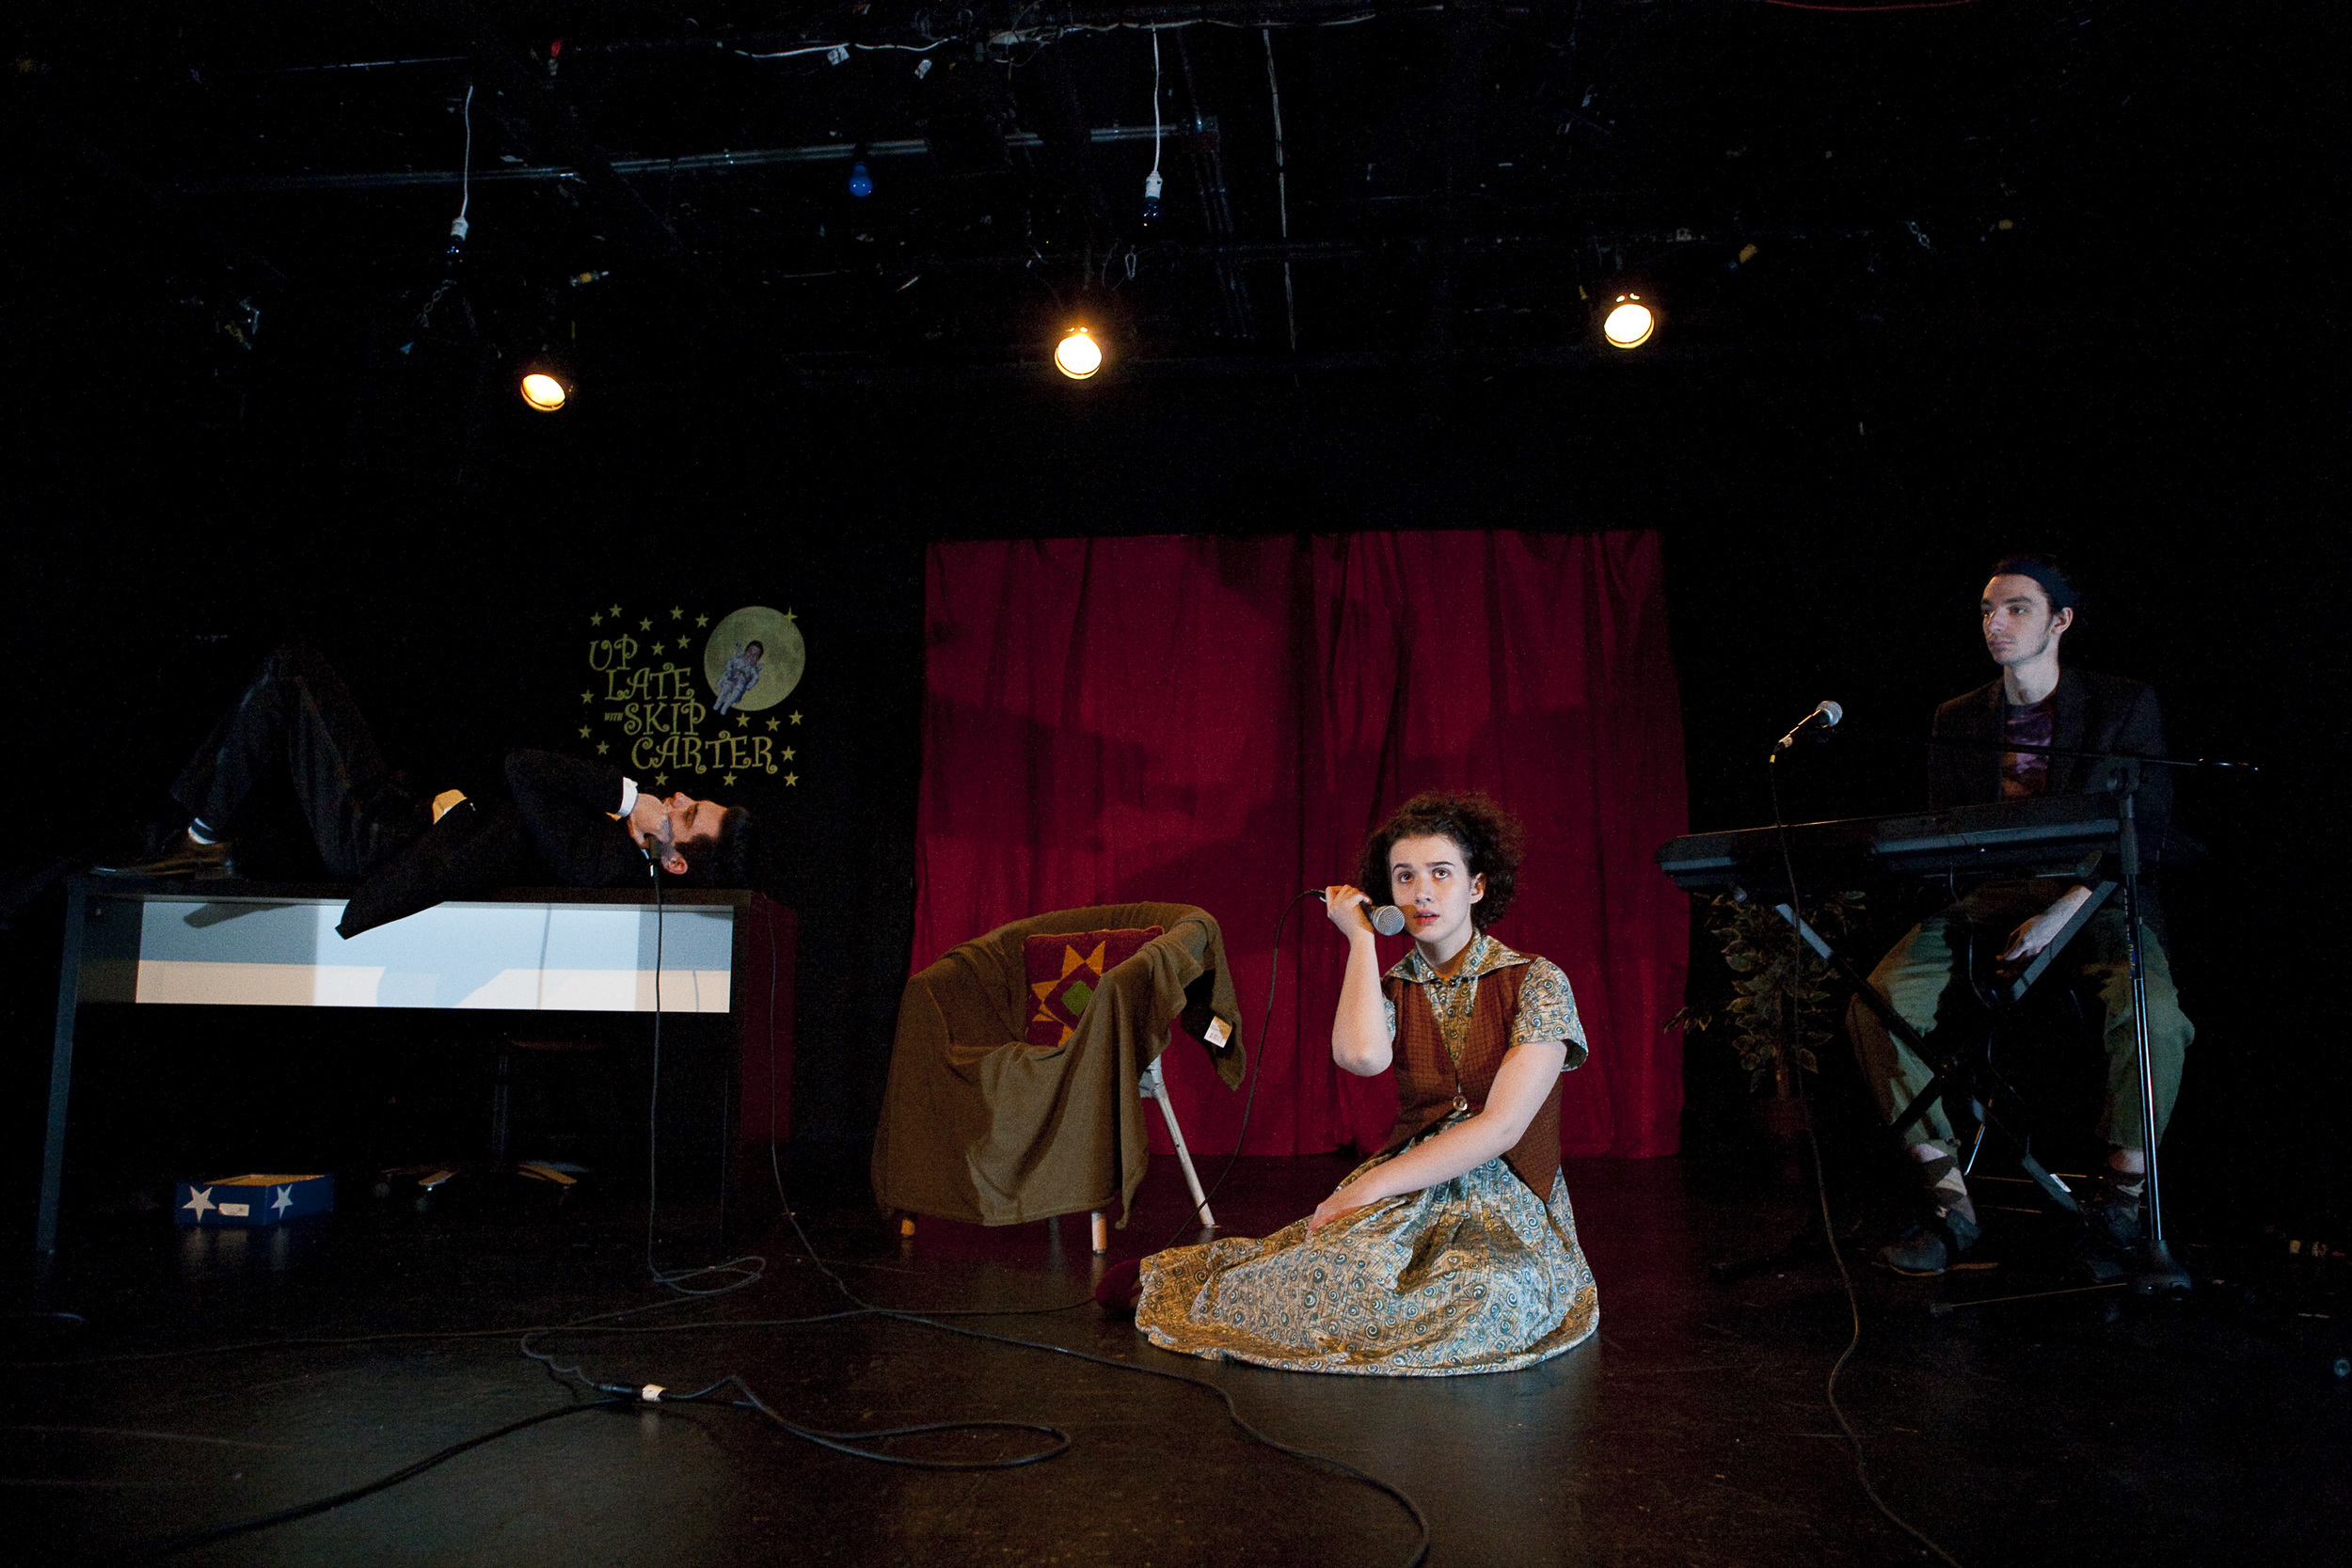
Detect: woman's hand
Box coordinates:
(1309, 1182, 1377, 1235)
(1324, 883, 1375, 938)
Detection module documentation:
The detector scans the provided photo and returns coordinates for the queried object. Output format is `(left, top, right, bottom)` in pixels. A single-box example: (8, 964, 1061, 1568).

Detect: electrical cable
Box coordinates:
(1261, 28, 1300, 355)
(1151, 29, 1164, 182)
(704, 1197, 1431, 1565)
(1767, 754, 1965, 1568)
(455, 84, 473, 229)
(114, 1399, 630, 1561)
(644, 837, 767, 1299)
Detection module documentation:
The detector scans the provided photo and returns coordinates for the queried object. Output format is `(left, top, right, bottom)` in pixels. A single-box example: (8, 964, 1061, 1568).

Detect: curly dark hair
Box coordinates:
(1356, 790, 1526, 930)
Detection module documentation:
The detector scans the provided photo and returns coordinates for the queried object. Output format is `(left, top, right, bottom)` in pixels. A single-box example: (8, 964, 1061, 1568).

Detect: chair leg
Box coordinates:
(1147, 1062, 1216, 1231)
(1089, 1211, 1108, 1254)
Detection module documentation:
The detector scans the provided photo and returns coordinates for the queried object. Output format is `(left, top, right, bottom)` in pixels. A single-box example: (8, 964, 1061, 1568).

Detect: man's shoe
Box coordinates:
(94, 830, 238, 879)
(1874, 1209, 1993, 1276)
(2084, 1172, 2144, 1252)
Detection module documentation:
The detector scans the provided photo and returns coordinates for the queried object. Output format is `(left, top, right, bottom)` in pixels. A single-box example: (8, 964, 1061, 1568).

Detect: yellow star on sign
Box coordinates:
(596, 742, 609, 755)
(781, 746, 795, 761)
(789, 710, 803, 725)
(784, 608, 797, 621)
(578, 725, 591, 738)
(639, 617, 652, 631)
(765, 717, 779, 731)
(590, 611, 602, 626)
(651, 641, 664, 655)
(655, 773, 668, 785)
(695, 613, 708, 627)
(671, 606, 684, 620)
(580, 690, 593, 703)
(723, 772, 738, 786)
(737, 713, 749, 727)
(784, 772, 798, 786)
(610, 603, 622, 617)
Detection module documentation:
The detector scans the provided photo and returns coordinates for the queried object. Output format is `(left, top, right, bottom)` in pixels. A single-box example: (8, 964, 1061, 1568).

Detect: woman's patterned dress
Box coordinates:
(1136, 933, 1598, 1376)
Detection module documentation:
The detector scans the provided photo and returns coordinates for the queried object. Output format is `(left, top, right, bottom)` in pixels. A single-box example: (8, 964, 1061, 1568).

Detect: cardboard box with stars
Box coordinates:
(175, 1173, 335, 1227)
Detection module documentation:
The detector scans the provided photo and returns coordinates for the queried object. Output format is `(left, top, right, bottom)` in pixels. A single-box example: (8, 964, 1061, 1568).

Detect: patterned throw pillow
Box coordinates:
(1022, 927, 1164, 1050)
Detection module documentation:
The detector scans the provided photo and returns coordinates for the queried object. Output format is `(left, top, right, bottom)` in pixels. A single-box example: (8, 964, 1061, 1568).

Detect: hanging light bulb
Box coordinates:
(1602, 293, 1657, 350)
(518, 366, 571, 411)
(1054, 326, 1104, 381)
(847, 144, 874, 199)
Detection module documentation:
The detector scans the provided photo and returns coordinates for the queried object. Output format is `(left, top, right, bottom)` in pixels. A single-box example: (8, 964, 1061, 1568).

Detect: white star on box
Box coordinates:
(183, 1186, 216, 1220)
(271, 1186, 294, 1216)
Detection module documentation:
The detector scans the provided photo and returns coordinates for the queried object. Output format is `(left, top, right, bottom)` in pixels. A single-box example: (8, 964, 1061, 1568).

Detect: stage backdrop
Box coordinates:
(913, 531, 1688, 1159)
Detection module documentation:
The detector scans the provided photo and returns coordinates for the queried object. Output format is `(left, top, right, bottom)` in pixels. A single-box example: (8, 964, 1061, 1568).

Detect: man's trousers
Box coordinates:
(170, 643, 424, 879)
(1844, 879, 2192, 1155)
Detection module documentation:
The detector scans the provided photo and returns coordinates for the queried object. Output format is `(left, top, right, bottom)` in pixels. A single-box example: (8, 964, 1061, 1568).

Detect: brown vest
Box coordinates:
(1380, 963, 1563, 1201)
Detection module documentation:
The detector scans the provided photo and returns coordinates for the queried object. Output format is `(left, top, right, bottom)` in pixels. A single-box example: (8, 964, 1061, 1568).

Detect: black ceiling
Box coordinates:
(1, 1, 2337, 413)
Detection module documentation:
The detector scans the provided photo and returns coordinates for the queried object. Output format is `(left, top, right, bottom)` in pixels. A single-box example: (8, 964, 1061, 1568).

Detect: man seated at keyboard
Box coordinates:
(1849, 555, 2192, 1275)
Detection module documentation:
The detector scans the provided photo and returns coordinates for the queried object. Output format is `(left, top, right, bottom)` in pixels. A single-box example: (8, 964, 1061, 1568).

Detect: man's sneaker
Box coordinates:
(95, 830, 238, 879)
(1875, 1209, 1994, 1276)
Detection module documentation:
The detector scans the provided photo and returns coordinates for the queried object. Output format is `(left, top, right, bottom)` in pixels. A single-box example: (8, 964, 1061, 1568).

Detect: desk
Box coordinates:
(39, 877, 767, 1256)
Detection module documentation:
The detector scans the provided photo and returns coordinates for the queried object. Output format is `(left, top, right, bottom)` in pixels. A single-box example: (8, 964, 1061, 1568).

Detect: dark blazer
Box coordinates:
(1928, 667, 2172, 860)
(336, 750, 653, 938)
(502, 749, 662, 889)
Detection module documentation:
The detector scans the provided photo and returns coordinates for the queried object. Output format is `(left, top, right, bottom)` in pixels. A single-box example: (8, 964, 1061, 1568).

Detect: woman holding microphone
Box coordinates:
(1128, 791, 1598, 1376)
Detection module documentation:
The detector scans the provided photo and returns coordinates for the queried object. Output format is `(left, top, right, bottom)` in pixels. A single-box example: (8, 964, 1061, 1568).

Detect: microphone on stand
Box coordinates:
(1316, 891, 1408, 935)
(1774, 699, 1845, 753)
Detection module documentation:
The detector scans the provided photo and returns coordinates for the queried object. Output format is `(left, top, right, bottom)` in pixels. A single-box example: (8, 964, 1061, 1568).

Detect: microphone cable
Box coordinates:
(1766, 752, 1964, 1568)
(644, 838, 766, 1299)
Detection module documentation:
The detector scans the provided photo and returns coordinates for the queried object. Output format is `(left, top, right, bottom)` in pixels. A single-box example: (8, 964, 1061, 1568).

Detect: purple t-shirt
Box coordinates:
(2000, 696, 2055, 800)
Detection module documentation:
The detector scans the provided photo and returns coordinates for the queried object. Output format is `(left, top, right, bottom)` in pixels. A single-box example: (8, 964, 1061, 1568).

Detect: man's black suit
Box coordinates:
(1845, 666, 2193, 1158)
(1929, 667, 2173, 858)
(169, 645, 669, 938)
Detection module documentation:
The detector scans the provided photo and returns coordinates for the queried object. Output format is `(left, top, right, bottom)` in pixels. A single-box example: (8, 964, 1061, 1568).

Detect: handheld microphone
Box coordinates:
(1774, 699, 1844, 752)
(1316, 891, 1407, 936)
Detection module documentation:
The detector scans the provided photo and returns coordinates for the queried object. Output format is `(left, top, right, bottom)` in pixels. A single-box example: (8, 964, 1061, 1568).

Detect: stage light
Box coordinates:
(1054, 326, 1104, 381)
(519, 371, 569, 412)
(1602, 293, 1656, 350)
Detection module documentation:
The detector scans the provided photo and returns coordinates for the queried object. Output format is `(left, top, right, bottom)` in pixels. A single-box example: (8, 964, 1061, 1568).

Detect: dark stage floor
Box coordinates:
(8, 1153, 2347, 1566)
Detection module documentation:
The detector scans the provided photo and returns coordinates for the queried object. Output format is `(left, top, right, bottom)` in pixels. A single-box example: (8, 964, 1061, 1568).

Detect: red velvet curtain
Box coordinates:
(913, 531, 1688, 1159)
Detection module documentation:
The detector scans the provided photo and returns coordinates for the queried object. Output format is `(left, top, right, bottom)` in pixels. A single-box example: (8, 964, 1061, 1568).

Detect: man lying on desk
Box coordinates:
(96, 643, 755, 938)
(1848, 555, 2192, 1275)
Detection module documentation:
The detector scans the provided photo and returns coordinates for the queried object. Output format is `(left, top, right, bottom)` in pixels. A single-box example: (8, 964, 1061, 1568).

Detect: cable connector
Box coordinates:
(1140, 169, 1163, 227)
(596, 1381, 667, 1402)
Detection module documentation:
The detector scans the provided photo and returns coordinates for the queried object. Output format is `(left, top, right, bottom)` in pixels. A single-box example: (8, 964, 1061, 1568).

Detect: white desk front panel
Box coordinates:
(131, 897, 734, 1012)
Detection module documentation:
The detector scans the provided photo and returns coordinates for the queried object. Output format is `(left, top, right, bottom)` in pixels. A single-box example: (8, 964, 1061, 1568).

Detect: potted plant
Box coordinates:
(1670, 891, 1867, 1145)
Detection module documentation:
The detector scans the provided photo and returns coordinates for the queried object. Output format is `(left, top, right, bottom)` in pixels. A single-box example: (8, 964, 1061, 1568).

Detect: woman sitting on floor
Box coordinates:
(1127, 790, 1598, 1376)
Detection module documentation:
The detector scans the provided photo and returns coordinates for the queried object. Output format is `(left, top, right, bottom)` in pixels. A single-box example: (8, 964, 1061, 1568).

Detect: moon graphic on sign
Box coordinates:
(703, 607, 805, 714)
